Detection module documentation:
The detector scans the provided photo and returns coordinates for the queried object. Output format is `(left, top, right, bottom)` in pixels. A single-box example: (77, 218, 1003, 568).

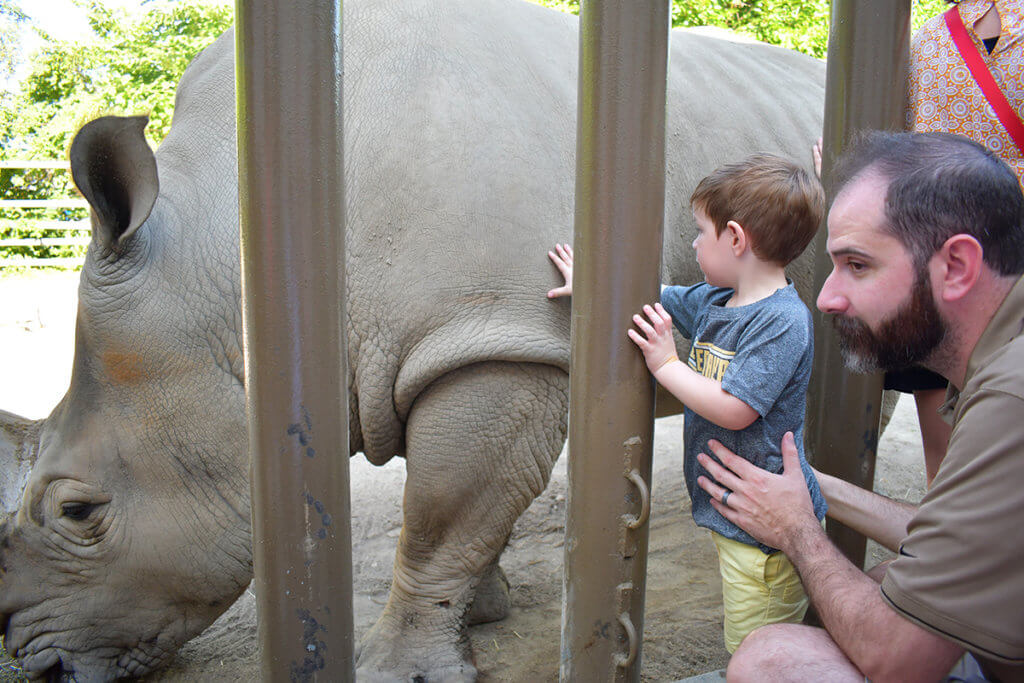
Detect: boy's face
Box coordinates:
(691, 206, 738, 288)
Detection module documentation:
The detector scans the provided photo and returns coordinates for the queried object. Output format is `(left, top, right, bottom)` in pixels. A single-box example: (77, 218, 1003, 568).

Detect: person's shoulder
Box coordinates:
(665, 281, 728, 303)
(761, 285, 811, 321)
(910, 7, 952, 52)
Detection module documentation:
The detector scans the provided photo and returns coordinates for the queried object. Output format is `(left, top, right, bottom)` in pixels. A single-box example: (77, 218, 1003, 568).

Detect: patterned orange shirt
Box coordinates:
(908, 0, 1024, 184)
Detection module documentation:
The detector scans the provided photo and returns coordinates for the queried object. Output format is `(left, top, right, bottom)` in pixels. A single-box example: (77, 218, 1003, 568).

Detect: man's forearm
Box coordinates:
(785, 522, 957, 680)
(815, 468, 916, 552)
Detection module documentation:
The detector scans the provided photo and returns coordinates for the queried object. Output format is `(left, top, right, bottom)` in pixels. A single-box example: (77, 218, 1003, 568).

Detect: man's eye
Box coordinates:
(847, 261, 866, 273)
(61, 502, 94, 521)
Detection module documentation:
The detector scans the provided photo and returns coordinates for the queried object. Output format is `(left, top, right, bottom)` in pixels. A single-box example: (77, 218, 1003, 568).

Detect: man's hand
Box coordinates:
(547, 242, 574, 298)
(696, 431, 821, 553)
(627, 302, 680, 374)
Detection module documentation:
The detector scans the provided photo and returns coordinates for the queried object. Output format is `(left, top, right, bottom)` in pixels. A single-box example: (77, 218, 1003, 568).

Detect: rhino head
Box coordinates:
(0, 116, 252, 681)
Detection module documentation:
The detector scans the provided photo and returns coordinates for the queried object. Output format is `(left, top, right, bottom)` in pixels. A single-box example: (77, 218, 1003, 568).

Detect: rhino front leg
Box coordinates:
(357, 362, 568, 682)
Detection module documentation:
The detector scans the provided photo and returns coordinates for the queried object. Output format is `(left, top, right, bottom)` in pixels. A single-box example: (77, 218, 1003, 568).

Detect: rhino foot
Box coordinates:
(356, 606, 477, 683)
(466, 564, 510, 626)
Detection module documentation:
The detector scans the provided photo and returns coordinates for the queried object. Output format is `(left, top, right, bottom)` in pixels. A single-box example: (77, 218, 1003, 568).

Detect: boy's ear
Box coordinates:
(725, 220, 747, 256)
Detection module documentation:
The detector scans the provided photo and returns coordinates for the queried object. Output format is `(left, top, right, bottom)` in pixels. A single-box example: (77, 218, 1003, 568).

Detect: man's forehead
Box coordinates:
(826, 173, 897, 252)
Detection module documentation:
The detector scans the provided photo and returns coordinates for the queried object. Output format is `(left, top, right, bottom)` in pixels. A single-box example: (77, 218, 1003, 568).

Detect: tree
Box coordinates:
(0, 0, 232, 263)
(529, 0, 954, 59)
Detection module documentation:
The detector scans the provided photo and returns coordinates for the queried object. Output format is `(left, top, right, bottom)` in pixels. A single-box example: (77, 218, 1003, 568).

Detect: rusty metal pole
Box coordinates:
(236, 1, 353, 680)
(807, 0, 910, 567)
(560, 2, 669, 680)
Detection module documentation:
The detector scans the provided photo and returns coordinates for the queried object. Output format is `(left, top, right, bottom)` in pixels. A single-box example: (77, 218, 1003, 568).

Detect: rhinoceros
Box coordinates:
(0, 0, 829, 679)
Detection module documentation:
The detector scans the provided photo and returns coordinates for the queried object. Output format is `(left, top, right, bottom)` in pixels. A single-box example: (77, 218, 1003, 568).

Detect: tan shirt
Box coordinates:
(882, 276, 1024, 677)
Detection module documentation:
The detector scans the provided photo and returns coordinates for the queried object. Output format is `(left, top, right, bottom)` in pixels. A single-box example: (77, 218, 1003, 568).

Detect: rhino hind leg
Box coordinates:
(356, 361, 568, 682)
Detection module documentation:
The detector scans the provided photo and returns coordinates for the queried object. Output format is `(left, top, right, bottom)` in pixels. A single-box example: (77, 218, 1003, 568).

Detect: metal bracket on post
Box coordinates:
(619, 468, 651, 559)
(613, 583, 639, 669)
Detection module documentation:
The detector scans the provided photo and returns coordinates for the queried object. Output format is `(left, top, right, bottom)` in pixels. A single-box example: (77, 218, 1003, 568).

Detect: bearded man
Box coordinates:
(694, 131, 1024, 682)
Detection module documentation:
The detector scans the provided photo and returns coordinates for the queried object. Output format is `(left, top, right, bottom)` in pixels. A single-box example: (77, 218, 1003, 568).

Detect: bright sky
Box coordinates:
(13, 0, 230, 82)
(20, 0, 140, 53)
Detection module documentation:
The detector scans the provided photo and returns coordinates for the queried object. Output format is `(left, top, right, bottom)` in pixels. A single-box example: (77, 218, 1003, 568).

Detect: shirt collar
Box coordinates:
(958, 0, 1024, 46)
(939, 275, 1024, 422)
(964, 274, 1024, 384)
(957, 0, 996, 26)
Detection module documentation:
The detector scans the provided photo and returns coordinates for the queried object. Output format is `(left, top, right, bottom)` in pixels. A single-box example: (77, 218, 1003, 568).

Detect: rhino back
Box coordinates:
(141, 0, 826, 467)
(662, 31, 826, 293)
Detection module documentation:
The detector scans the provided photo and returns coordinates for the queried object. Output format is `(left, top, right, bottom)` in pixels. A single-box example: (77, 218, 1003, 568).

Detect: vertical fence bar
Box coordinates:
(235, 1, 353, 680)
(560, 2, 670, 680)
(807, 0, 911, 567)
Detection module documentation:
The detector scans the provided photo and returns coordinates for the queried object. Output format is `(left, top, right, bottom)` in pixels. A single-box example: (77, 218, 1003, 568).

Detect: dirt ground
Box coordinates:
(0, 270, 929, 681)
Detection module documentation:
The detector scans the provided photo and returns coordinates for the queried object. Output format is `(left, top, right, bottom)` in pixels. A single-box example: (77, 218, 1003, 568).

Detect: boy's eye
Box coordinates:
(847, 261, 866, 273)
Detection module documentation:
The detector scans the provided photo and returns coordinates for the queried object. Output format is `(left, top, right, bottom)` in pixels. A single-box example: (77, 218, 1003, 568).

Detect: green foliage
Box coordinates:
(5, 0, 232, 157)
(0, 0, 231, 266)
(529, 0, 957, 59)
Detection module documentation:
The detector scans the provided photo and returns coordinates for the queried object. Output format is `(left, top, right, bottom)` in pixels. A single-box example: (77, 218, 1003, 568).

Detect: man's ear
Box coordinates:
(933, 234, 984, 302)
(725, 220, 747, 257)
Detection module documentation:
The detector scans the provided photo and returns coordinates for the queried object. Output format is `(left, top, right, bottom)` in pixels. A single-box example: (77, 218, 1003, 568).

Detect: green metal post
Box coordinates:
(560, 1, 670, 680)
(807, 0, 911, 567)
(235, 0, 353, 680)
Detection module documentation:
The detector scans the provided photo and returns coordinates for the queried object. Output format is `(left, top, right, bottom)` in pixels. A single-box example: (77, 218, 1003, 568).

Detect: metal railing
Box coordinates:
(0, 160, 90, 268)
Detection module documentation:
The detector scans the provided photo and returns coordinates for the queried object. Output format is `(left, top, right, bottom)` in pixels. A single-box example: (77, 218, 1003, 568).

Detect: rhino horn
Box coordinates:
(70, 115, 159, 253)
(0, 410, 41, 516)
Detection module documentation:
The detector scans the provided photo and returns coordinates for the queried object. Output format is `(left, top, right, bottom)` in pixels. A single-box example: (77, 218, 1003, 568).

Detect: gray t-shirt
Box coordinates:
(660, 282, 827, 554)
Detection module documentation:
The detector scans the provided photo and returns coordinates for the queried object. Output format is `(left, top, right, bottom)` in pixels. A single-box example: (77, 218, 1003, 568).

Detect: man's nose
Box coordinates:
(816, 271, 848, 315)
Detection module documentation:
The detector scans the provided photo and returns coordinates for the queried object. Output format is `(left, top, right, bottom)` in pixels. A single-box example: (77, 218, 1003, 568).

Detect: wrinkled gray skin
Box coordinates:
(0, 1, 831, 680)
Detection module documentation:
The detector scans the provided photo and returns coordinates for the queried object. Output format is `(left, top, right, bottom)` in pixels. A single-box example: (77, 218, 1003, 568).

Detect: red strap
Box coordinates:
(945, 6, 1024, 155)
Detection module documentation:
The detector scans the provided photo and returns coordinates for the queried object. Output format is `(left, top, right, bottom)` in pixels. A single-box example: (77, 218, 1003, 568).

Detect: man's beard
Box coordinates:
(832, 270, 947, 374)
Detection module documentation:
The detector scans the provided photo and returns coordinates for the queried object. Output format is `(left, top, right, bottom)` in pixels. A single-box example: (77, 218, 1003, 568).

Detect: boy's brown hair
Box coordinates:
(690, 152, 825, 266)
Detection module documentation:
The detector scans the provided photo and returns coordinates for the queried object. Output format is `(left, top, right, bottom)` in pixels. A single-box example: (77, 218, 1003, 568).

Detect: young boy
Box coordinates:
(547, 152, 828, 653)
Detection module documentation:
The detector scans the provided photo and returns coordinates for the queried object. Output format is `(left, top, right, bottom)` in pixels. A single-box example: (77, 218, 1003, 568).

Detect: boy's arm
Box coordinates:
(629, 303, 758, 431)
(546, 243, 669, 299)
(653, 359, 759, 430)
(812, 467, 917, 552)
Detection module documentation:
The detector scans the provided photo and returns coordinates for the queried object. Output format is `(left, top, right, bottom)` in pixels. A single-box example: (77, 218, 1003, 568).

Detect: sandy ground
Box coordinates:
(0, 270, 928, 681)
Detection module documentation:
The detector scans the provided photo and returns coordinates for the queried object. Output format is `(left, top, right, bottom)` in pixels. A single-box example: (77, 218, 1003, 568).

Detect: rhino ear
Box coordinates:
(70, 115, 159, 253)
(0, 410, 41, 516)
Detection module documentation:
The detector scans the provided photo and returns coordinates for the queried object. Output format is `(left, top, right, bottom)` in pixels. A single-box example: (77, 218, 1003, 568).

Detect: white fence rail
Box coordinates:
(0, 161, 89, 268)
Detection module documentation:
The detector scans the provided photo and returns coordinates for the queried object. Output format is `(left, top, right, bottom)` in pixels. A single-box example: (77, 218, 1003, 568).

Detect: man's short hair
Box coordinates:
(832, 131, 1024, 276)
(690, 153, 824, 267)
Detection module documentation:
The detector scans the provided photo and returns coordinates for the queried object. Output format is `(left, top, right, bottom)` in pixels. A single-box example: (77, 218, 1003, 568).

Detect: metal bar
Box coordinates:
(806, 0, 911, 567)
(0, 161, 69, 169)
(235, 0, 353, 680)
(560, 2, 669, 680)
(0, 221, 89, 232)
(0, 200, 88, 209)
(0, 257, 84, 267)
(0, 238, 91, 247)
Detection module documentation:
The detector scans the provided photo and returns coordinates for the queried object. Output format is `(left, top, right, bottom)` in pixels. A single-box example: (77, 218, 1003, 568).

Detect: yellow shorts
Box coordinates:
(711, 531, 809, 654)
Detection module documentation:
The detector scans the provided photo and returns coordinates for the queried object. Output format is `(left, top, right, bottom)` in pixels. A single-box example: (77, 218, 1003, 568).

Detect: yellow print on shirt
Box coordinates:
(687, 340, 735, 382)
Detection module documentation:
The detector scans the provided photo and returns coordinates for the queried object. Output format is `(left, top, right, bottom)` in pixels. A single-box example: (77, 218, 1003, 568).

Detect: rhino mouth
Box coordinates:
(3, 626, 98, 683)
(39, 662, 75, 683)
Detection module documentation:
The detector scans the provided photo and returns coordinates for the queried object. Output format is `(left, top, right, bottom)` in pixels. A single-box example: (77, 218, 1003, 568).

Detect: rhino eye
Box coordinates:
(61, 502, 94, 521)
